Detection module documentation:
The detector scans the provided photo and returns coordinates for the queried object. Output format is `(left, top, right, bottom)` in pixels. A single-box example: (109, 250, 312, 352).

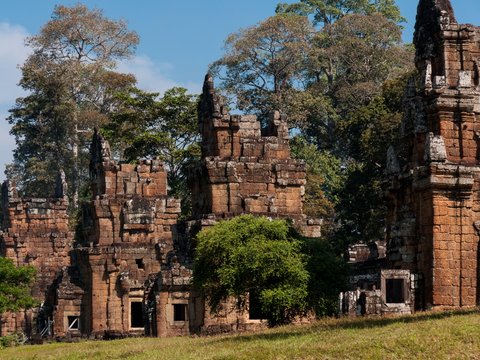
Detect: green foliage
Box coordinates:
(212, 7, 412, 153)
(0, 333, 27, 349)
(339, 96, 402, 164)
(302, 13, 412, 155)
(7, 78, 74, 197)
(259, 285, 308, 325)
(102, 87, 200, 218)
(0, 258, 37, 315)
(0, 334, 17, 349)
(212, 1, 413, 252)
(193, 215, 309, 326)
(276, 0, 405, 26)
(332, 163, 385, 252)
(7, 4, 138, 205)
(301, 238, 349, 316)
(331, 74, 412, 249)
(290, 136, 344, 221)
(287, 88, 339, 147)
(193, 215, 350, 324)
(211, 14, 314, 123)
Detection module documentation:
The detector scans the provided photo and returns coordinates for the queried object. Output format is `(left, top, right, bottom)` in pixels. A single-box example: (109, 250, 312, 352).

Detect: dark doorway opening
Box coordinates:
(130, 302, 144, 328)
(249, 291, 267, 320)
(135, 258, 145, 269)
(386, 279, 405, 303)
(173, 304, 187, 322)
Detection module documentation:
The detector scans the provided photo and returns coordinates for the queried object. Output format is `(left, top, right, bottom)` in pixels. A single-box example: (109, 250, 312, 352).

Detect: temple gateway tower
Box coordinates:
(387, 0, 480, 309)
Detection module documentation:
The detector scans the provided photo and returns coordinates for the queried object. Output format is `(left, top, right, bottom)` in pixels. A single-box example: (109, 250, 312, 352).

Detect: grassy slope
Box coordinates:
(3, 310, 480, 360)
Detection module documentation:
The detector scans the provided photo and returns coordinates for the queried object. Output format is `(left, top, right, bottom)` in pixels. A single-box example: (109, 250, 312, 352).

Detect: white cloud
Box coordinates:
(0, 24, 203, 181)
(0, 22, 30, 180)
(118, 54, 201, 94)
(0, 111, 16, 180)
(0, 22, 30, 106)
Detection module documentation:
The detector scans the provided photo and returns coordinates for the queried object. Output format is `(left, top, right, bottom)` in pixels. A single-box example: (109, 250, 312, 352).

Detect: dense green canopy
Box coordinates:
(193, 215, 309, 325)
(0, 258, 37, 315)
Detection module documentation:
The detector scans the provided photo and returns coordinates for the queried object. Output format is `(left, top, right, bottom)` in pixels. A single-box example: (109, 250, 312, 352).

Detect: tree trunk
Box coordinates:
(72, 114, 79, 208)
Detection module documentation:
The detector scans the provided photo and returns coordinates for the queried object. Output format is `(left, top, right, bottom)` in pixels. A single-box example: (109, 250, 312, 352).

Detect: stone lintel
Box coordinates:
(428, 91, 479, 113)
(79, 244, 157, 256)
(413, 164, 476, 192)
(442, 25, 475, 41)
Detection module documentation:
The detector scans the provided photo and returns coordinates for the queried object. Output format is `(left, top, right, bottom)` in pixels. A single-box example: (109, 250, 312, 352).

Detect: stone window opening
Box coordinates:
(130, 301, 144, 329)
(135, 258, 145, 270)
(474, 61, 480, 88)
(173, 304, 187, 322)
(386, 279, 405, 304)
(67, 316, 80, 331)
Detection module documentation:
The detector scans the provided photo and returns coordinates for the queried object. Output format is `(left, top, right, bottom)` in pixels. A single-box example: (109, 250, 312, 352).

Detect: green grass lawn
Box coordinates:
(2, 310, 480, 360)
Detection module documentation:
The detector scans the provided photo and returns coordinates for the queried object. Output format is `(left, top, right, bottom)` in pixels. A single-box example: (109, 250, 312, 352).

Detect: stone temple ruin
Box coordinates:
(0, 74, 320, 338)
(3, 0, 480, 339)
(342, 0, 480, 316)
(193, 75, 321, 237)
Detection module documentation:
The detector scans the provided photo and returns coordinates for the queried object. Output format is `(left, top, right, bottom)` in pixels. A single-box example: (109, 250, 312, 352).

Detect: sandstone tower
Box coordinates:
(192, 74, 321, 237)
(387, 0, 480, 309)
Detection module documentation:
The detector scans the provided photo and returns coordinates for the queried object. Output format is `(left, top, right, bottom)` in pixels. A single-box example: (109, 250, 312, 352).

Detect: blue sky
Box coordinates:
(0, 0, 479, 179)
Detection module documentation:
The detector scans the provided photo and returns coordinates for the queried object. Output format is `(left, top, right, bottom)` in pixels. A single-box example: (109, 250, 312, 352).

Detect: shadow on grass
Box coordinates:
(213, 308, 480, 344)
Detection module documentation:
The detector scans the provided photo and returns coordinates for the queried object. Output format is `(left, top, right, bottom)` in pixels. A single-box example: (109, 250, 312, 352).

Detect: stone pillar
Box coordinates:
(156, 292, 168, 337)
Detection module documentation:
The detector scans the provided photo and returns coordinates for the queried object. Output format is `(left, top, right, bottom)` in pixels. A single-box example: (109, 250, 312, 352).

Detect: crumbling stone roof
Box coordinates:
(414, 0, 457, 61)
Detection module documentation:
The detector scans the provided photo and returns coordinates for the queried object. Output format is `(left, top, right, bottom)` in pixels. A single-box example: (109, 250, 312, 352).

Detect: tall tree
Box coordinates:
(290, 135, 344, 222)
(276, 0, 405, 27)
(8, 4, 139, 205)
(302, 13, 413, 151)
(211, 14, 314, 123)
(212, 1, 414, 252)
(102, 87, 200, 217)
(332, 73, 413, 251)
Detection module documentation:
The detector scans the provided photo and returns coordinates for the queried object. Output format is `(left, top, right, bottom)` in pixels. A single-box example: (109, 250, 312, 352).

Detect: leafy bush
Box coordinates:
(193, 215, 350, 325)
(301, 238, 349, 316)
(0, 332, 27, 349)
(193, 215, 309, 326)
(0, 258, 37, 314)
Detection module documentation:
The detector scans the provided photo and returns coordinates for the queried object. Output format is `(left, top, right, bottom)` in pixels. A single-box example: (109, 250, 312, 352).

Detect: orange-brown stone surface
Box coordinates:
(387, 0, 480, 310)
(0, 173, 73, 336)
(76, 131, 183, 337)
(0, 60, 323, 341)
(191, 74, 321, 238)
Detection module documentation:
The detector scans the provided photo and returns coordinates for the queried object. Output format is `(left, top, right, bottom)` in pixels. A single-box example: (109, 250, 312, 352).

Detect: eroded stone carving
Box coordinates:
(424, 133, 447, 162)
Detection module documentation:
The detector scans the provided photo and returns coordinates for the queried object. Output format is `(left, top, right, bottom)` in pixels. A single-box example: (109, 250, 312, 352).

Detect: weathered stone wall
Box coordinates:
(387, 0, 480, 309)
(52, 267, 84, 338)
(192, 74, 321, 238)
(0, 73, 324, 338)
(75, 131, 183, 337)
(200, 296, 268, 335)
(340, 270, 414, 317)
(347, 241, 386, 263)
(181, 75, 323, 333)
(0, 175, 73, 336)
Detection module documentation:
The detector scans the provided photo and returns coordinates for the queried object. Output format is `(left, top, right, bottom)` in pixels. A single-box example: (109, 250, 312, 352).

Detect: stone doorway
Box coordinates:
(130, 301, 144, 329)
